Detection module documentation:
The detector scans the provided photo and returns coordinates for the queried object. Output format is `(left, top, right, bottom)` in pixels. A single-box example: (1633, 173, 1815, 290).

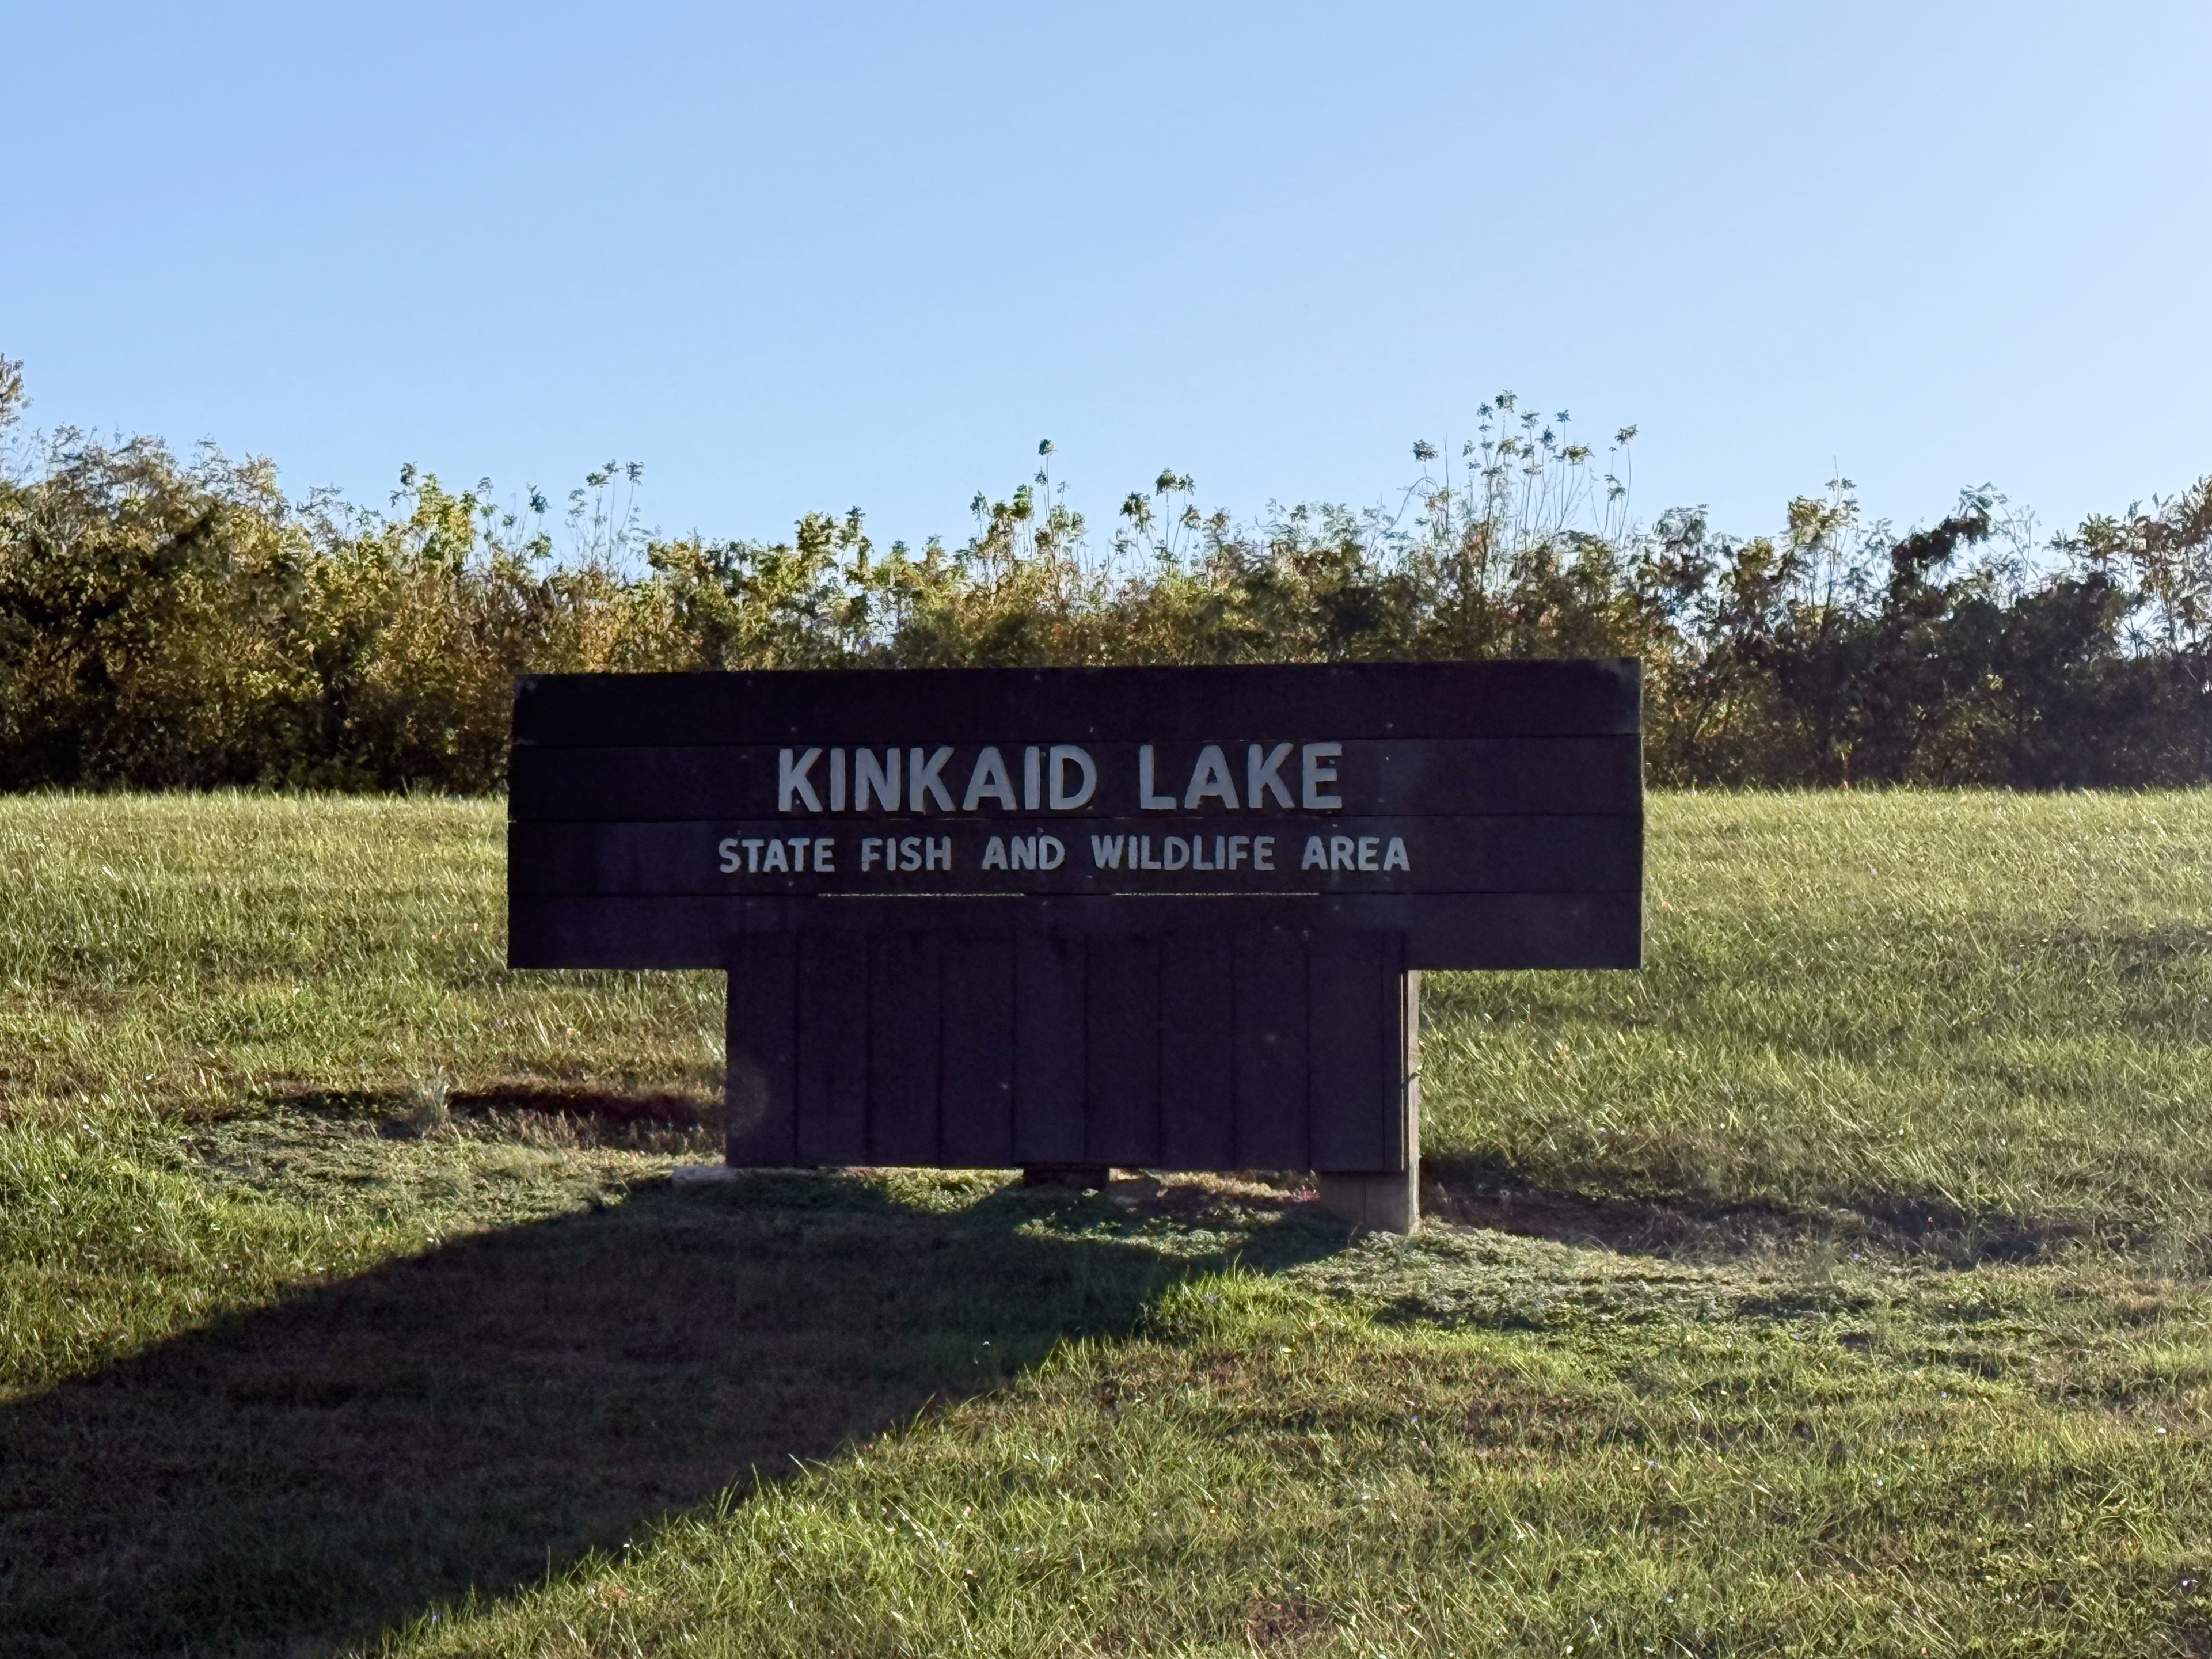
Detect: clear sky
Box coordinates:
(6, 1, 2207, 554)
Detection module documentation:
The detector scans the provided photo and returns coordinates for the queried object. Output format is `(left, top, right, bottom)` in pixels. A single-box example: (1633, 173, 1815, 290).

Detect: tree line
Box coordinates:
(3, 359, 2207, 793)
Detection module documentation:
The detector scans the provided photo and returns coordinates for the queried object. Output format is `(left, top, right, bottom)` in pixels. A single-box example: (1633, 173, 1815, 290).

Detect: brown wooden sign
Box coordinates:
(508, 660, 1641, 1178)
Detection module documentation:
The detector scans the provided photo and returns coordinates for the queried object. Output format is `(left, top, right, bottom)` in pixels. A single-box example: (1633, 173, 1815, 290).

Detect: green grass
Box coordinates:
(0, 792, 723, 1123)
(1, 790, 2209, 1656)
(1425, 790, 2212, 1257)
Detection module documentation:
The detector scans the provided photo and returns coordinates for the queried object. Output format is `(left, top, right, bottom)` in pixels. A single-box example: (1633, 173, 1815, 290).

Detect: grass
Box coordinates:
(0, 789, 2208, 1655)
(1423, 790, 2212, 1258)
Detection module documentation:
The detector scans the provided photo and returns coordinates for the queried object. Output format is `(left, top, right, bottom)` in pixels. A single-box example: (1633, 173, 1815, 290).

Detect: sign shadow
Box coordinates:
(0, 1172, 1344, 1658)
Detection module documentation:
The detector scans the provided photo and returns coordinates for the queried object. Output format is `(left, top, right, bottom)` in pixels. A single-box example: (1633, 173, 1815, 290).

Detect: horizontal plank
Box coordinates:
(510, 736, 1641, 823)
(508, 815, 1639, 897)
(512, 660, 1640, 747)
(506, 891, 1642, 972)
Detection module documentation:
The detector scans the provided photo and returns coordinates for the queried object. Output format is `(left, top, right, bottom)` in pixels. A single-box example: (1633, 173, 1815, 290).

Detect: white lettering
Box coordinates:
(963, 745, 1018, 811)
(778, 747, 823, 812)
(829, 748, 847, 811)
(1192, 835, 1215, 870)
(854, 748, 900, 812)
(815, 836, 836, 872)
(1138, 835, 1161, 870)
(743, 837, 765, 872)
(1010, 834, 1036, 871)
(1255, 835, 1275, 871)
(1331, 835, 1355, 872)
(982, 835, 1008, 870)
(1023, 746, 1043, 811)
(1302, 743, 1343, 810)
(899, 835, 923, 872)
(789, 836, 812, 871)
(1090, 834, 1126, 869)
(1183, 744, 1240, 809)
(1301, 835, 1327, 872)
(718, 837, 742, 873)
(925, 836, 951, 870)
(1164, 836, 1191, 871)
(1137, 745, 1175, 811)
(861, 837, 883, 871)
(1049, 745, 1097, 810)
(1037, 834, 1065, 870)
(1357, 835, 1379, 871)
(1229, 834, 1250, 869)
(762, 838, 789, 873)
(1247, 741, 1294, 809)
(1383, 836, 1409, 872)
(909, 747, 955, 813)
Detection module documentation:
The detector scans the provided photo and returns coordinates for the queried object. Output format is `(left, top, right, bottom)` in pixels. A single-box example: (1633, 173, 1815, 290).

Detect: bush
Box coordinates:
(2, 362, 2206, 791)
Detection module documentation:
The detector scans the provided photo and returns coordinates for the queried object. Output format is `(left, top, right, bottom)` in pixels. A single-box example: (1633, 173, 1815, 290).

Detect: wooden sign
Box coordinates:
(508, 660, 1641, 1194)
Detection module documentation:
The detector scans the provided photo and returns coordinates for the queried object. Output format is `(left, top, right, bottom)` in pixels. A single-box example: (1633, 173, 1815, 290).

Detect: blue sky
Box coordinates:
(6, 1, 2206, 554)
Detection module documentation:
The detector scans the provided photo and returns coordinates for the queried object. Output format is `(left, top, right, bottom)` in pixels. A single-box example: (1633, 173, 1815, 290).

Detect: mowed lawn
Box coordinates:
(0, 791, 2208, 1656)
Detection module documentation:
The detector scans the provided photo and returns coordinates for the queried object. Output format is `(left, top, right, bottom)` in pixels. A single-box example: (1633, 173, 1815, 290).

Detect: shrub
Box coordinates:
(2, 359, 2206, 791)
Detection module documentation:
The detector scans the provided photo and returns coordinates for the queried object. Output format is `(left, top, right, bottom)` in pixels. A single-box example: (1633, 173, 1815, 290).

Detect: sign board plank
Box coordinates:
(512, 660, 1637, 747)
(725, 933, 797, 1165)
(509, 889, 1638, 973)
(1158, 933, 1236, 1169)
(795, 934, 868, 1164)
(1233, 930, 1310, 1169)
(1013, 931, 1087, 1165)
(941, 935, 1016, 1166)
(867, 933, 942, 1165)
(1085, 935, 1162, 1165)
(508, 815, 1637, 897)
(1308, 931, 1403, 1173)
(511, 736, 1642, 821)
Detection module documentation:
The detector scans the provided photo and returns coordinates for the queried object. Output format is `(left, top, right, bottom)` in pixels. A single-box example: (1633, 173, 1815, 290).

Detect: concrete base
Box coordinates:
(1318, 1167, 1420, 1234)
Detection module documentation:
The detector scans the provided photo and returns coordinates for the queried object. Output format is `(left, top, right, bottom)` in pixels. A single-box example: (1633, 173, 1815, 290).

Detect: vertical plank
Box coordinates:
(1084, 935, 1160, 1166)
(941, 933, 1016, 1166)
(867, 933, 942, 1165)
(1013, 931, 1086, 1163)
(1158, 931, 1234, 1169)
(724, 934, 797, 1165)
(795, 932, 869, 1165)
(1233, 928, 1309, 1169)
(1307, 932, 1399, 1172)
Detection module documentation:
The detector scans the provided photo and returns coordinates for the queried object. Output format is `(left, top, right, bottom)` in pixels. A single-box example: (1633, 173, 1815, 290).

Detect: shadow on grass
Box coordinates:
(1422, 1154, 2078, 1264)
(0, 1172, 1344, 1659)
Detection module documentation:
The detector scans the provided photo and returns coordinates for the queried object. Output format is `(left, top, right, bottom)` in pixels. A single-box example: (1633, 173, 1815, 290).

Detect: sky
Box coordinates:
(5, 1, 2207, 557)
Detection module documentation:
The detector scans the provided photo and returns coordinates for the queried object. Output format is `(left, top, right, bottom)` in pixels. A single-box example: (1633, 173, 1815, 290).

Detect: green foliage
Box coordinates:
(4, 356, 2210, 790)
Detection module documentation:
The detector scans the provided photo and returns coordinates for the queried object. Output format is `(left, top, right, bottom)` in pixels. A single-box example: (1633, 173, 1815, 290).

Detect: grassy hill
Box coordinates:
(1, 792, 2207, 1655)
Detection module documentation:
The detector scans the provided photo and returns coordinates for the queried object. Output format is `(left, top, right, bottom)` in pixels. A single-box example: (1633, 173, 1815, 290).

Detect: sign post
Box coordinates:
(508, 660, 1641, 1233)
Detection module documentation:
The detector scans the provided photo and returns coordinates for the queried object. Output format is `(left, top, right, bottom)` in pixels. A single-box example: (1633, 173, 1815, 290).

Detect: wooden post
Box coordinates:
(1316, 969, 1420, 1234)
